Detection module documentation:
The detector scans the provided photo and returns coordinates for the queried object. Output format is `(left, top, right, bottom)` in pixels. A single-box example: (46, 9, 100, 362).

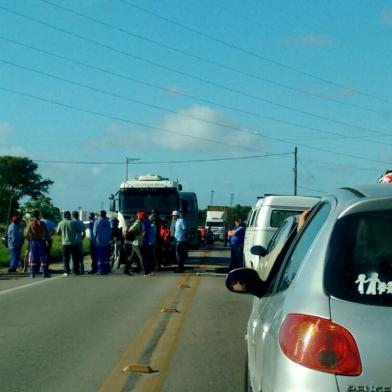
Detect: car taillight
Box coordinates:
(279, 313, 362, 376)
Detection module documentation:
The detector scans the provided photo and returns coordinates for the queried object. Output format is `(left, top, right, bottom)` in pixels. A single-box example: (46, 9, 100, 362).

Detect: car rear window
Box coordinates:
(325, 211, 392, 306)
(270, 209, 303, 228)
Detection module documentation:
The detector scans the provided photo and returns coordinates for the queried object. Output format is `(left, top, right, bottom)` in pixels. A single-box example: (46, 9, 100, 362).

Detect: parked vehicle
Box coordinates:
(226, 184, 392, 392)
(109, 174, 200, 248)
(244, 194, 319, 270)
(205, 205, 227, 241)
(250, 214, 299, 281)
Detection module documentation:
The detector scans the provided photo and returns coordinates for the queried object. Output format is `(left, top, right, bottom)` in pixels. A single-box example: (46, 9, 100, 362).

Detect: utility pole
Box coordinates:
(125, 157, 141, 180)
(210, 190, 214, 206)
(230, 193, 234, 207)
(294, 147, 298, 196)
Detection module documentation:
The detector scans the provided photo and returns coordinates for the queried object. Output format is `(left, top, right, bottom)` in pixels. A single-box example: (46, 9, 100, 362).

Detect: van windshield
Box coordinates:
(325, 211, 392, 306)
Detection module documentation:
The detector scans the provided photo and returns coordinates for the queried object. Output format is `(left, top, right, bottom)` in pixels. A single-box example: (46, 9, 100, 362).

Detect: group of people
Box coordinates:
(5, 206, 244, 277)
(6, 209, 56, 278)
(120, 209, 188, 276)
(5, 207, 189, 278)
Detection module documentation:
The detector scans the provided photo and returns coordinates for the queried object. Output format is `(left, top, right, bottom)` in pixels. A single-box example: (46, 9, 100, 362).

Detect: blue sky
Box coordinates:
(1, 0, 391, 211)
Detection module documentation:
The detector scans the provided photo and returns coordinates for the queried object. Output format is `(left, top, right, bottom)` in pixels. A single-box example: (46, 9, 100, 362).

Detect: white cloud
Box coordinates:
(92, 105, 265, 153)
(0, 122, 26, 156)
(381, 8, 392, 25)
(287, 35, 332, 48)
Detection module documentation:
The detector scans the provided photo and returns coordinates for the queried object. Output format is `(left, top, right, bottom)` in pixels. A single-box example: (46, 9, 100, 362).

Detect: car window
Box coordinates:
(248, 208, 259, 227)
(270, 209, 304, 228)
(267, 220, 288, 252)
(325, 210, 392, 306)
(267, 219, 290, 253)
(246, 209, 255, 227)
(276, 203, 331, 292)
(251, 208, 261, 227)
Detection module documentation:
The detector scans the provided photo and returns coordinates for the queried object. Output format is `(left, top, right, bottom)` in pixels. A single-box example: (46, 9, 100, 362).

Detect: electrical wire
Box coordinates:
(118, 0, 388, 104)
(1, 85, 391, 166)
(0, 5, 386, 135)
(33, 153, 293, 166)
(37, 0, 382, 115)
(4, 57, 392, 148)
(1, 35, 387, 143)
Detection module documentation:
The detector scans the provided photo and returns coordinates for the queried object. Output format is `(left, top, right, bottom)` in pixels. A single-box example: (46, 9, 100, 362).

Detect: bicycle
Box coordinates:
(110, 239, 122, 270)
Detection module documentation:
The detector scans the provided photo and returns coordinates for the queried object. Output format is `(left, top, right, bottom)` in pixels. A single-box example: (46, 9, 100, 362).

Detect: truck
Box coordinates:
(109, 174, 200, 248)
(205, 205, 228, 241)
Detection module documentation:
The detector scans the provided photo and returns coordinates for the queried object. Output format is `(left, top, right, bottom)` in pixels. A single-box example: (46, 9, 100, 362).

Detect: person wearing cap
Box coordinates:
(7, 213, 24, 273)
(93, 210, 112, 275)
(124, 211, 149, 276)
(56, 210, 79, 276)
(25, 209, 50, 278)
(172, 210, 187, 273)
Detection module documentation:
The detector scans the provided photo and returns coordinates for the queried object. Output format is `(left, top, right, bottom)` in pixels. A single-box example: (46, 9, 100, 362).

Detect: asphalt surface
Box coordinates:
(0, 246, 252, 392)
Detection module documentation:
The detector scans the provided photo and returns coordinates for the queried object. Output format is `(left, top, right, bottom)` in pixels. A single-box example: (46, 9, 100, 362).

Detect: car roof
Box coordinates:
(254, 195, 319, 208)
(330, 184, 392, 201)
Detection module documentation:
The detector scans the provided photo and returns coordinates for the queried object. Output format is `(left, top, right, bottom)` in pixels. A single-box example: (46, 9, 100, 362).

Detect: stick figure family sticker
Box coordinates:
(355, 273, 392, 295)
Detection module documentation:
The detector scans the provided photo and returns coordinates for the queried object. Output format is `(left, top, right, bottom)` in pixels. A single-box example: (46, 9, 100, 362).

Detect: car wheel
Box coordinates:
(244, 354, 253, 392)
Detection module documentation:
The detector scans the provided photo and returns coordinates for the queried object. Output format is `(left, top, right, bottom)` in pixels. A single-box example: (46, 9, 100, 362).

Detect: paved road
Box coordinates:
(0, 246, 252, 392)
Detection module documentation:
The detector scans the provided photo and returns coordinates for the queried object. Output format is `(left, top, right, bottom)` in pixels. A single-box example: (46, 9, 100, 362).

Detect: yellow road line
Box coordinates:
(134, 275, 201, 392)
(97, 274, 200, 392)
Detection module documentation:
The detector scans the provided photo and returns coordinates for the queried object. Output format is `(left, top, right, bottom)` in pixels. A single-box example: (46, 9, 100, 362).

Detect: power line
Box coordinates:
(299, 158, 381, 173)
(0, 5, 386, 135)
(33, 153, 293, 165)
(118, 0, 388, 104)
(37, 0, 382, 115)
(3, 35, 384, 141)
(0, 85, 257, 152)
(298, 186, 328, 194)
(131, 153, 293, 164)
(3, 56, 392, 150)
(1, 85, 391, 166)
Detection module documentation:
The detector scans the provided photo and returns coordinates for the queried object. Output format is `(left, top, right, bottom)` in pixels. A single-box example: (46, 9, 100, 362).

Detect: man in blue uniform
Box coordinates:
(172, 210, 187, 273)
(227, 217, 245, 271)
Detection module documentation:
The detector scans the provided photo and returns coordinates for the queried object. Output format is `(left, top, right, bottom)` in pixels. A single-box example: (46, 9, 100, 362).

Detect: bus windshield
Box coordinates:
(119, 188, 179, 214)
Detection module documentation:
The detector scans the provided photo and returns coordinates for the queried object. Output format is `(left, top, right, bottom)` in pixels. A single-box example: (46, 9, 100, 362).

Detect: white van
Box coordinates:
(243, 195, 319, 270)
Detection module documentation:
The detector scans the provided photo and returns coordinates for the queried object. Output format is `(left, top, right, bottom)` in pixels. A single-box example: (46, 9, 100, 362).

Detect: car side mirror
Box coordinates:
(226, 268, 269, 298)
(250, 245, 267, 257)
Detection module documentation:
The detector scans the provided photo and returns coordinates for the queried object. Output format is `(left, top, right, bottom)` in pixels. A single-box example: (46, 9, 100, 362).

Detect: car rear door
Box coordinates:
(330, 301, 392, 391)
(324, 205, 392, 390)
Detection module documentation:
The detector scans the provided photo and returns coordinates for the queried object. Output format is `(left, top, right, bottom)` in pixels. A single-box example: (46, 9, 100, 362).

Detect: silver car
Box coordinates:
(227, 185, 392, 392)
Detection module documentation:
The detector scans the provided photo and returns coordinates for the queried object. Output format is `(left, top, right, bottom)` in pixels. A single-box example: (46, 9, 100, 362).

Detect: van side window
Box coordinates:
(270, 209, 304, 228)
(249, 209, 258, 227)
(251, 207, 261, 227)
(276, 203, 331, 292)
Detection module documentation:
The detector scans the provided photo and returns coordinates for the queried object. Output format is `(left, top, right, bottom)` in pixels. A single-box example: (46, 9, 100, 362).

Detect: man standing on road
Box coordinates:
(172, 210, 187, 273)
(227, 218, 245, 271)
(7, 213, 24, 273)
(124, 211, 145, 276)
(41, 212, 55, 268)
(25, 209, 50, 278)
(93, 210, 112, 275)
(56, 210, 79, 276)
(72, 211, 86, 274)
